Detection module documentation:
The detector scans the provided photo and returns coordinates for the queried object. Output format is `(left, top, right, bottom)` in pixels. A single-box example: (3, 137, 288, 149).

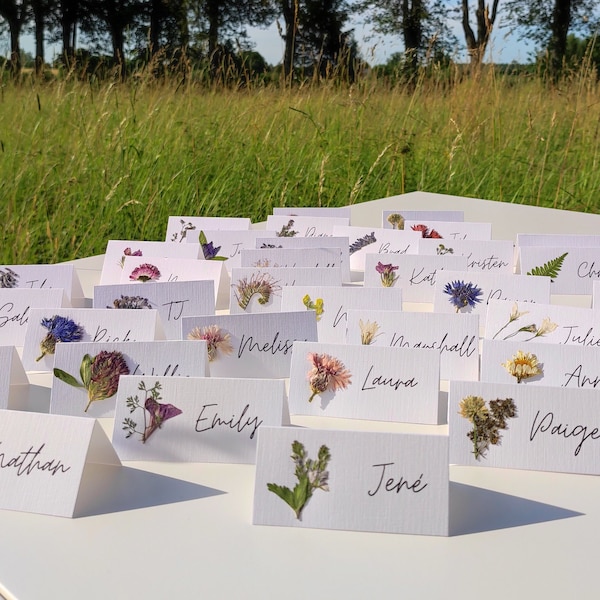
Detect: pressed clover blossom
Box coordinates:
(129, 263, 161, 282)
(502, 350, 542, 384)
(36, 315, 85, 361)
(187, 325, 234, 361)
(375, 261, 399, 287)
(307, 352, 352, 402)
(443, 280, 483, 312)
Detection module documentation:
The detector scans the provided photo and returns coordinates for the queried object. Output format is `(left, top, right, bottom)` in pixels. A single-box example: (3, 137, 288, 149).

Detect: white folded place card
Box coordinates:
(166, 216, 251, 242)
(345, 309, 479, 381)
(253, 426, 449, 536)
(229, 267, 342, 314)
(517, 233, 600, 247)
(22, 307, 161, 372)
(449, 380, 600, 475)
(280, 286, 403, 343)
(481, 338, 600, 389)
(51, 340, 208, 418)
(273, 206, 352, 219)
(288, 341, 441, 424)
(518, 246, 600, 294)
(0, 264, 83, 303)
(181, 311, 317, 378)
(0, 410, 121, 517)
(484, 299, 599, 346)
(0, 288, 67, 347)
(332, 226, 420, 271)
(418, 238, 514, 273)
(0, 347, 28, 410)
(241, 247, 342, 270)
(266, 215, 349, 237)
(112, 375, 288, 463)
(404, 220, 492, 241)
(363, 253, 467, 303)
(99, 240, 201, 285)
(382, 209, 464, 229)
(93, 280, 215, 340)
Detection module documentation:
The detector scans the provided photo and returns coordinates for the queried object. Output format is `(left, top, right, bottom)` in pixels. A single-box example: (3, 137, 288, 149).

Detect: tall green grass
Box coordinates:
(1, 65, 600, 264)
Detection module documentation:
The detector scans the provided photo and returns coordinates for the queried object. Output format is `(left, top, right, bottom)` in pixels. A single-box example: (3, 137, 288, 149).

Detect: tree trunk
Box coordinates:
(461, 0, 499, 66)
(34, 12, 45, 75)
(548, 0, 572, 78)
(282, 0, 299, 82)
(8, 17, 22, 76)
(402, 0, 423, 75)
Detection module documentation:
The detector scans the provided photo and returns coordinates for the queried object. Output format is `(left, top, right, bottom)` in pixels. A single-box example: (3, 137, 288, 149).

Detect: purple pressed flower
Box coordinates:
(129, 263, 161, 282)
(85, 351, 130, 411)
(375, 261, 399, 287)
(444, 280, 483, 313)
(36, 315, 85, 361)
(124, 247, 143, 257)
(202, 241, 221, 260)
(110, 295, 153, 309)
(0, 267, 19, 288)
(142, 397, 183, 442)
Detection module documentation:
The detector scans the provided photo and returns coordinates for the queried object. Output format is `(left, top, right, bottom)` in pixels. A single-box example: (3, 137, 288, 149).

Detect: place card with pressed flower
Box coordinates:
(181, 311, 317, 379)
(382, 209, 464, 229)
(0, 288, 67, 347)
(165, 216, 251, 243)
(266, 215, 350, 238)
(99, 240, 201, 286)
(0, 410, 121, 517)
(241, 247, 344, 278)
(288, 341, 441, 424)
(21, 307, 161, 372)
(253, 426, 449, 536)
(0, 264, 84, 305)
(449, 380, 600, 475)
(0, 346, 28, 410)
(281, 285, 403, 344)
(229, 267, 342, 314)
(331, 225, 421, 271)
(50, 340, 208, 418)
(417, 238, 515, 274)
(93, 280, 215, 340)
(363, 253, 467, 303)
(404, 219, 492, 241)
(481, 338, 600, 390)
(345, 309, 479, 381)
(112, 375, 288, 463)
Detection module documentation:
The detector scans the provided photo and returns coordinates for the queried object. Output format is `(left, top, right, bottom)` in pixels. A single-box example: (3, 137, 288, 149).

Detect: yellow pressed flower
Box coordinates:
(502, 350, 542, 384)
(359, 319, 381, 345)
(458, 395, 488, 421)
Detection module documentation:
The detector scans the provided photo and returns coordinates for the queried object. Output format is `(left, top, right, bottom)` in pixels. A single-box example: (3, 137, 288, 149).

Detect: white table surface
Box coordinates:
(2, 191, 600, 600)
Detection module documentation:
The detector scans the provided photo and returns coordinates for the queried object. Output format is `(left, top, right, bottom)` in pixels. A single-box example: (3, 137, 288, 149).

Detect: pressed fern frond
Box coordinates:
(526, 252, 568, 281)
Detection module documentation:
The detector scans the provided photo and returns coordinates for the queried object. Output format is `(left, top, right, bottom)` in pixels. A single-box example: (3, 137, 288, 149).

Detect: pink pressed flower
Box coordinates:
(142, 397, 183, 443)
(124, 247, 143, 257)
(187, 325, 234, 361)
(307, 352, 352, 402)
(411, 224, 443, 239)
(375, 261, 399, 287)
(129, 263, 161, 282)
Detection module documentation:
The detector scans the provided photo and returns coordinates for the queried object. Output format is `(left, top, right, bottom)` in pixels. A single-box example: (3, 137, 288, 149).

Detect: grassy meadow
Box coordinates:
(2, 65, 600, 264)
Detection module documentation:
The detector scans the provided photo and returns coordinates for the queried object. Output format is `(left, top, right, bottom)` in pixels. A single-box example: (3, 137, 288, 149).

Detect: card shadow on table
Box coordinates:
(74, 464, 225, 518)
(449, 481, 583, 536)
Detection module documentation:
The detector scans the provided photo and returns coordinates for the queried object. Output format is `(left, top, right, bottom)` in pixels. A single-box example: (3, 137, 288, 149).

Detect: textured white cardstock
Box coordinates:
(165, 216, 251, 243)
(0, 347, 28, 410)
(332, 226, 421, 271)
(113, 375, 288, 463)
(22, 307, 161, 372)
(485, 299, 599, 346)
(253, 426, 449, 536)
(266, 215, 349, 237)
(288, 341, 441, 424)
(363, 253, 467, 303)
(517, 233, 600, 248)
(382, 209, 464, 228)
(593, 281, 600, 309)
(100, 240, 201, 285)
(93, 280, 215, 340)
(0, 288, 67, 347)
(418, 238, 514, 274)
(481, 338, 600, 389)
(181, 311, 317, 379)
(449, 380, 600, 475)
(518, 246, 599, 294)
(229, 267, 342, 314)
(0, 264, 83, 303)
(345, 309, 479, 381)
(0, 410, 121, 517)
(280, 286, 403, 343)
(51, 340, 208, 418)
(273, 206, 352, 219)
(404, 220, 492, 241)
(241, 247, 343, 271)
(433, 271, 551, 327)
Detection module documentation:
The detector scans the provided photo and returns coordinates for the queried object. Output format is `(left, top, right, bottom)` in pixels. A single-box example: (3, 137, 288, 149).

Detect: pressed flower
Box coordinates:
(411, 224, 442, 239)
(302, 294, 324, 321)
(443, 280, 483, 312)
(36, 315, 85, 361)
(199, 231, 227, 261)
(110, 295, 153, 309)
(187, 325, 234, 361)
(142, 396, 183, 443)
(234, 272, 281, 310)
(276, 219, 298, 237)
(502, 350, 542, 384)
(387, 213, 405, 230)
(458, 395, 488, 421)
(307, 352, 352, 402)
(119, 247, 142, 268)
(349, 232, 376, 254)
(129, 263, 161, 282)
(0, 267, 19, 288)
(526, 317, 558, 341)
(359, 319, 381, 345)
(375, 261, 399, 287)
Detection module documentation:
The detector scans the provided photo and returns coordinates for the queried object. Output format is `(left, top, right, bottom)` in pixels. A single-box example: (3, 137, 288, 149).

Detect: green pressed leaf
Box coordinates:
(53, 368, 84, 388)
(79, 353, 93, 388)
(210, 256, 228, 261)
(199, 231, 208, 246)
(266, 483, 295, 510)
(526, 252, 568, 281)
(291, 477, 311, 517)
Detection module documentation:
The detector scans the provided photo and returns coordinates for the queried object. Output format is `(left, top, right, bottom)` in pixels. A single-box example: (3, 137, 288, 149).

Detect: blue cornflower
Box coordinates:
(202, 241, 222, 260)
(36, 315, 85, 361)
(444, 280, 483, 313)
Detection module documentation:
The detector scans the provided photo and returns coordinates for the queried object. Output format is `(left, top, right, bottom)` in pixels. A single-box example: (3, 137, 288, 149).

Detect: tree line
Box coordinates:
(0, 0, 598, 80)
